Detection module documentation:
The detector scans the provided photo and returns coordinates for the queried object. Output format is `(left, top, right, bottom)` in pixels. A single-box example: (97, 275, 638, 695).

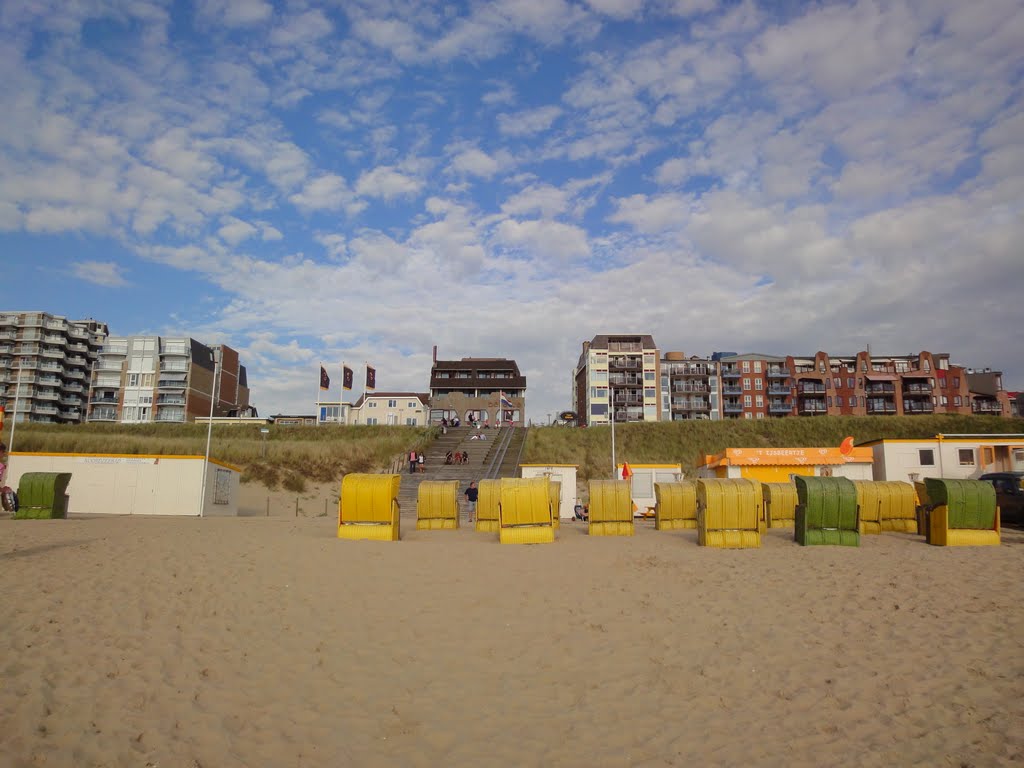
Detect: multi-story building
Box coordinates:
(785, 350, 970, 417)
(660, 352, 719, 421)
(348, 393, 430, 426)
(429, 350, 526, 425)
(573, 335, 660, 426)
(87, 336, 249, 424)
(715, 353, 791, 419)
(0, 311, 108, 424)
(965, 368, 1013, 416)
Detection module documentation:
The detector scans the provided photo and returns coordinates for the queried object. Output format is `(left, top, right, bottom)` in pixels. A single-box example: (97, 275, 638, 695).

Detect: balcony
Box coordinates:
(158, 380, 187, 390)
(670, 364, 710, 377)
(767, 385, 791, 395)
(67, 343, 88, 354)
(767, 367, 790, 378)
(160, 362, 189, 372)
(672, 383, 707, 393)
(44, 320, 67, 331)
(866, 384, 895, 394)
(65, 383, 84, 393)
(59, 408, 82, 420)
(612, 412, 643, 422)
(43, 334, 67, 345)
(67, 326, 89, 340)
(866, 402, 897, 414)
(769, 401, 792, 413)
(64, 369, 86, 380)
(35, 390, 59, 401)
(157, 395, 186, 405)
(40, 347, 65, 360)
(902, 401, 934, 414)
(608, 375, 642, 387)
(613, 395, 643, 405)
(65, 356, 87, 367)
(972, 402, 1002, 415)
(90, 395, 119, 405)
(609, 358, 641, 370)
(798, 404, 828, 414)
(32, 403, 58, 415)
(59, 395, 82, 406)
(89, 407, 118, 421)
(155, 412, 186, 423)
(796, 383, 826, 394)
(722, 384, 742, 395)
(723, 401, 743, 413)
(720, 367, 741, 379)
(903, 384, 932, 395)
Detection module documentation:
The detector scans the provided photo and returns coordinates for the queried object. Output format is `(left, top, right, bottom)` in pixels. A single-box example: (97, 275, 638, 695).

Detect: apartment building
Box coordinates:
(785, 351, 970, 417)
(964, 368, 1013, 416)
(660, 352, 720, 421)
(715, 353, 792, 420)
(573, 335, 660, 426)
(0, 311, 108, 424)
(429, 350, 526, 425)
(88, 336, 250, 424)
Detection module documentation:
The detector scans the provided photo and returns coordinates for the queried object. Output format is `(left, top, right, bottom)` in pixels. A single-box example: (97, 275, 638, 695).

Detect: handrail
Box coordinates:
(482, 425, 517, 479)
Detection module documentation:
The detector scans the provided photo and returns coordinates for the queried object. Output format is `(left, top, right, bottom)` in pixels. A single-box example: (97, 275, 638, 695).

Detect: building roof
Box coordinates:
(716, 352, 788, 363)
(587, 334, 658, 350)
(351, 392, 430, 408)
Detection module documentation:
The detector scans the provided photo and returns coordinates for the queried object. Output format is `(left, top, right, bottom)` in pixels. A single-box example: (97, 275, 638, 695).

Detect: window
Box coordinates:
(436, 372, 450, 379)
(743, 378, 751, 390)
(644, 371, 655, 381)
(819, 362, 826, 373)
(754, 378, 762, 390)
(941, 395, 948, 406)
(366, 417, 378, 425)
(408, 401, 418, 408)
(847, 378, 854, 389)
(744, 412, 752, 419)
(849, 396, 856, 406)
(127, 373, 140, 387)
(743, 395, 752, 406)
(753, 361, 762, 373)
(756, 412, 764, 419)
(591, 387, 607, 399)
(644, 388, 656, 398)
(742, 361, 750, 372)
(405, 417, 417, 425)
(388, 399, 397, 407)
(456, 371, 470, 379)
(952, 377, 960, 388)
(755, 395, 763, 407)
(958, 449, 974, 466)
(833, 377, 841, 389)
(827, 396, 833, 407)
(919, 449, 935, 466)
(368, 401, 377, 408)
(593, 370, 608, 382)
(859, 396, 864, 407)
(591, 404, 608, 416)
(954, 396, 961, 406)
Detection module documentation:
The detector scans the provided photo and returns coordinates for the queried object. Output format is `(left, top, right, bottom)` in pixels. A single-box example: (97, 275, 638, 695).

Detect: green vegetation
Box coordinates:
(7, 422, 436, 488)
(522, 415, 1024, 483)
(7, 415, 1022, 488)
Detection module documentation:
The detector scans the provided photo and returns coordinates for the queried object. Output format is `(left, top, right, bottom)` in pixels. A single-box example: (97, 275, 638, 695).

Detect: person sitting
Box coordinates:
(453, 451, 462, 464)
(445, 451, 454, 465)
(461, 451, 469, 464)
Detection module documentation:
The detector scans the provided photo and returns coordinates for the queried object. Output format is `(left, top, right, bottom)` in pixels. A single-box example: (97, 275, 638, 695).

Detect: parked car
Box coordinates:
(978, 471, 1024, 526)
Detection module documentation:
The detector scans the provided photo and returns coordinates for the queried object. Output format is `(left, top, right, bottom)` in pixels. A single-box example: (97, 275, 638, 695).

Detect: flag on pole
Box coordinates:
(621, 462, 634, 480)
(342, 365, 354, 391)
(365, 365, 376, 391)
(319, 365, 330, 390)
(500, 393, 514, 410)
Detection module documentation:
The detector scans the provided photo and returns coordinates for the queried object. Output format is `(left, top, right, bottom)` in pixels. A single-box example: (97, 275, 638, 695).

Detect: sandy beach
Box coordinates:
(2, 487, 1023, 767)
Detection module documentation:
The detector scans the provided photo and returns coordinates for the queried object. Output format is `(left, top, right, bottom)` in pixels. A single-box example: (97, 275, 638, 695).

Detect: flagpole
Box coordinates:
(199, 359, 219, 518)
(317, 361, 322, 426)
(9, 364, 22, 453)
(340, 361, 345, 425)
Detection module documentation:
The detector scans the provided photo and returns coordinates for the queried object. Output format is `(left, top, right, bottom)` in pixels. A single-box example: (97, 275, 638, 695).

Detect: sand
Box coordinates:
(2, 487, 1023, 767)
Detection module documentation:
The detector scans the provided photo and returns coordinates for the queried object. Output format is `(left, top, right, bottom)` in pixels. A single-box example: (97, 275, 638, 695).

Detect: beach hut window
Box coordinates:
(919, 449, 935, 466)
(958, 449, 974, 466)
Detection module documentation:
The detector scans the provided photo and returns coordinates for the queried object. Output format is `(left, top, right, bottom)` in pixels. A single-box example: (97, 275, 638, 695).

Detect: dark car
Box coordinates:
(978, 472, 1024, 526)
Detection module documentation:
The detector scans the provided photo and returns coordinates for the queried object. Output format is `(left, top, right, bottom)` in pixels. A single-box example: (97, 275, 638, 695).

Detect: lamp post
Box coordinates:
(198, 360, 219, 518)
(610, 380, 617, 478)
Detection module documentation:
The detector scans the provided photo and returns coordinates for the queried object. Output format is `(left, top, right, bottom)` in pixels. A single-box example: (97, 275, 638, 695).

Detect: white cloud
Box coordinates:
(72, 260, 129, 287)
(584, 0, 645, 21)
(288, 174, 363, 214)
(497, 105, 563, 136)
(269, 9, 333, 47)
(218, 216, 259, 245)
(494, 218, 591, 261)
(355, 165, 423, 200)
(196, 0, 272, 27)
(609, 193, 689, 234)
(448, 147, 503, 178)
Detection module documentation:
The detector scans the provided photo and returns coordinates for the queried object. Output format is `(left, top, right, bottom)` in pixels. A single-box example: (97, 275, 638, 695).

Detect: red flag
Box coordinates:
(365, 365, 376, 390)
(342, 365, 354, 391)
(319, 365, 330, 390)
(622, 462, 633, 479)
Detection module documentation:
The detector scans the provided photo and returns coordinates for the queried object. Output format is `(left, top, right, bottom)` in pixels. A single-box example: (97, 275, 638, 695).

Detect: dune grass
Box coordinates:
(7, 414, 1022, 489)
(522, 414, 1024, 483)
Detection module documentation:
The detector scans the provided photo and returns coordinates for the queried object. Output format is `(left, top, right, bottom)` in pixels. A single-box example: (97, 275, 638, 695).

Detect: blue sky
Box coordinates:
(2, 0, 1023, 422)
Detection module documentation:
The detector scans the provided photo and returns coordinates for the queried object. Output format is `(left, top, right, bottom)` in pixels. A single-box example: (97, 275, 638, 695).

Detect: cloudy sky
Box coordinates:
(2, 0, 1022, 422)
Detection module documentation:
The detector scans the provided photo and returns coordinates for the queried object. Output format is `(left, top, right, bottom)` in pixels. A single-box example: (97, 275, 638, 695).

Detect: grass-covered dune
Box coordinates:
(524, 415, 1024, 482)
(6, 415, 1022, 489)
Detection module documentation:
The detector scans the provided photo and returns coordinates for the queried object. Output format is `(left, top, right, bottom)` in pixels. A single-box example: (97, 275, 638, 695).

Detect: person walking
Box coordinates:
(409, 450, 417, 474)
(465, 481, 479, 524)
(417, 453, 425, 473)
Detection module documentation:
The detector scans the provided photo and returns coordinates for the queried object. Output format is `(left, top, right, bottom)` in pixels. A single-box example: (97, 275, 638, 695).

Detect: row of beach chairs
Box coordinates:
(336, 474, 1002, 547)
